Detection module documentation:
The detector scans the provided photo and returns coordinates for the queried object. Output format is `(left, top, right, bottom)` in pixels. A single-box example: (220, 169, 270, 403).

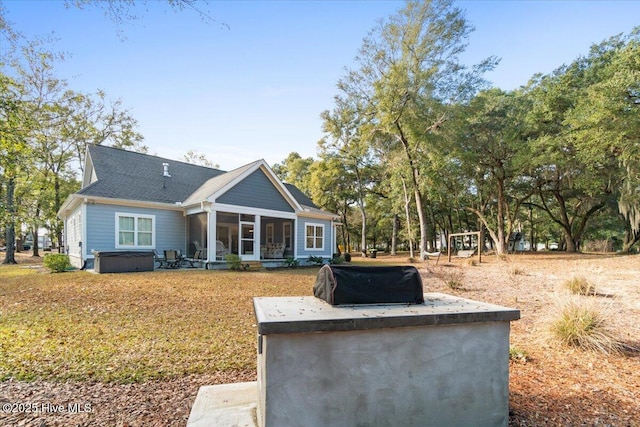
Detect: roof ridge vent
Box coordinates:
(162, 162, 171, 177)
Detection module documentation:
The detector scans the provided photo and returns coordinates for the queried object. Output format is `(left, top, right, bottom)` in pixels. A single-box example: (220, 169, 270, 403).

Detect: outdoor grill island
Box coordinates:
(187, 266, 520, 427)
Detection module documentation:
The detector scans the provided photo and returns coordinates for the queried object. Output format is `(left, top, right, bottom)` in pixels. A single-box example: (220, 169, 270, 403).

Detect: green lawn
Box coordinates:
(0, 265, 318, 383)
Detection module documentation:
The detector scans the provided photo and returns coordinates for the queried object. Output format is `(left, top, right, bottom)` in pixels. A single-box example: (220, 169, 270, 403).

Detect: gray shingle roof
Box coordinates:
(78, 145, 322, 211)
(78, 145, 225, 204)
(284, 183, 316, 207)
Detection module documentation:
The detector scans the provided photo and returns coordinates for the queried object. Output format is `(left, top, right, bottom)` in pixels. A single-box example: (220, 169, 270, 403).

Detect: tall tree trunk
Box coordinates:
(391, 214, 398, 255)
(340, 201, 350, 254)
(395, 122, 430, 260)
(32, 226, 40, 257)
(360, 204, 367, 257)
(545, 190, 607, 253)
(3, 177, 17, 264)
(496, 179, 506, 255)
(54, 174, 63, 251)
(562, 230, 577, 252)
(401, 177, 415, 260)
(456, 207, 464, 235)
(427, 207, 437, 251)
(529, 206, 535, 251)
(32, 203, 41, 257)
(622, 228, 640, 253)
(465, 206, 502, 255)
(414, 188, 428, 259)
(352, 163, 368, 257)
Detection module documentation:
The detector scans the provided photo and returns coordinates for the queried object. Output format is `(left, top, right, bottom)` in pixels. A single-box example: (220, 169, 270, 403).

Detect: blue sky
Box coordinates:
(3, 0, 640, 171)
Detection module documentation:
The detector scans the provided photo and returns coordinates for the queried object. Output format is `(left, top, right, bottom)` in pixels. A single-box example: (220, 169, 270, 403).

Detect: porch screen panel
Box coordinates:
(119, 216, 135, 246)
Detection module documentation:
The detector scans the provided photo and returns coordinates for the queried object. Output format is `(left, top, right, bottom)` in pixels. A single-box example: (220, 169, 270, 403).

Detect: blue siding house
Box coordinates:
(58, 145, 339, 269)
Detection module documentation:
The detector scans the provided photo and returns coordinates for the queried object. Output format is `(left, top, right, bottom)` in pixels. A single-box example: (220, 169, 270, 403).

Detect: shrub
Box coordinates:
(343, 253, 351, 262)
(330, 254, 344, 265)
(43, 253, 71, 273)
(438, 270, 464, 290)
(225, 253, 243, 270)
(563, 275, 595, 295)
(509, 346, 528, 363)
(582, 239, 614, 253)
(307, 255, 325, 266)
(551, 298, 624, 354)
(446, 275, 464, 290)
(283, 257, 299, 268)
(509, 265, 525, 276)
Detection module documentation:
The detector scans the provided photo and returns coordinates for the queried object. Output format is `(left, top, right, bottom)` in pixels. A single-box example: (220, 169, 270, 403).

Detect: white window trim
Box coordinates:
(115, 212, 156, 249)
(305, 222, 325, 251)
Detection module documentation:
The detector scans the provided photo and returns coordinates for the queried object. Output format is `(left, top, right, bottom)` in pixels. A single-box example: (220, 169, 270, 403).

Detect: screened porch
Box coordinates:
(187, 211, 295, 263)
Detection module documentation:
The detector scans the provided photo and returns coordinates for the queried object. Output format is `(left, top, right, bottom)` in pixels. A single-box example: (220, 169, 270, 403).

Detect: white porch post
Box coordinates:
(332, 221, 337, 257)
(81, 202, 88, 262)
(293, 219, 297, 259)
(208, 210, 216, 263)
(254, 215, 261, 261)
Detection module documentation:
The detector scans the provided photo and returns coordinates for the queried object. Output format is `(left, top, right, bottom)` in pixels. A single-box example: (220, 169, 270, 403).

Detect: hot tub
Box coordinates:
(93, 251, 154, 273)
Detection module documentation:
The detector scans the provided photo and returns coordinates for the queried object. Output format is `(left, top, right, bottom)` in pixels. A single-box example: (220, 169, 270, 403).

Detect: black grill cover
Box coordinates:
(313, 265, 424, 305)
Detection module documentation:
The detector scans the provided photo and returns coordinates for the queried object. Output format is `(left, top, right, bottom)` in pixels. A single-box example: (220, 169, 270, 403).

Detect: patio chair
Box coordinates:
(153, 249, 167, 268)
(216, 240, 230, 260)
(263, 242, 285, 259)
(177, 249, 187, 267)
(164, 250, 181, 269)
(184, 250, 203, 268)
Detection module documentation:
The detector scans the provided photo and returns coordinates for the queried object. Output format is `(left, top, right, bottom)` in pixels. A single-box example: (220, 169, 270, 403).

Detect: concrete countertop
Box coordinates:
(254, 292, 520, 335)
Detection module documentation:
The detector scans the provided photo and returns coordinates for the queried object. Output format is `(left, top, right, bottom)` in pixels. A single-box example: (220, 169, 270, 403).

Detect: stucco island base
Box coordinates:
(187, 292, 520, 427)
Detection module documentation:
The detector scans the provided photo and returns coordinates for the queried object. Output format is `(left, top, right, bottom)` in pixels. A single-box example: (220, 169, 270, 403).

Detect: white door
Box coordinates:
(240, 221, 257, 260)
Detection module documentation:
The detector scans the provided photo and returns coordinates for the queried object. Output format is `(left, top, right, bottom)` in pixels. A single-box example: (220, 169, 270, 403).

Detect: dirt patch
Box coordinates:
(422, 252, 640, 426)
(0, 371, 254, 427)
(1, 251, 639, 426)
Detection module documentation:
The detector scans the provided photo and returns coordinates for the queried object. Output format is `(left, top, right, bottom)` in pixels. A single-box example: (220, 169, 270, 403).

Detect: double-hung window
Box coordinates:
(305, 223, 324, 250)
(116, 213, 155, 248)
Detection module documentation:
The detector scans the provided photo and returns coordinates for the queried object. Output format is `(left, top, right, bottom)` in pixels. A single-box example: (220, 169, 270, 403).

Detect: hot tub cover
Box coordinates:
(313, 265, 424, 305)
(94, 251, 152, 257)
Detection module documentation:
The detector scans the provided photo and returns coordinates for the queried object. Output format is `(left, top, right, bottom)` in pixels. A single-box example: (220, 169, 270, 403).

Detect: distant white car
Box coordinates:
(549, 242, 559, 250)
